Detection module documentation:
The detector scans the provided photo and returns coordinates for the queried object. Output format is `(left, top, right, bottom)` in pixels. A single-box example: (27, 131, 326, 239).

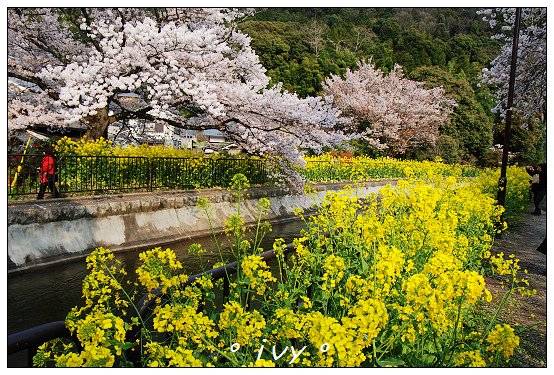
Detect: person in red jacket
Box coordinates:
(37, 145, 60, 199)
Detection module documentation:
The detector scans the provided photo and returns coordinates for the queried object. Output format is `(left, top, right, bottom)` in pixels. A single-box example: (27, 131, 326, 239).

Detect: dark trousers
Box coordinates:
(533, 190, 546, 214)
(37, 175, 59, 199)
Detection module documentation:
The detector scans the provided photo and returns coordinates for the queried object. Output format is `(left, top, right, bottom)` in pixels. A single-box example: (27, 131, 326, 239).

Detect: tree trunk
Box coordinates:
(84, 107, 110, 140)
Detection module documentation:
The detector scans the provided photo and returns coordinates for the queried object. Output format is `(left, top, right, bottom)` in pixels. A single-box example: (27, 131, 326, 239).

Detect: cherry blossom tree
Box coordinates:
(323, 58, 457, 154)
(8, 8, 355, 190)
(478, 8, 546, 127)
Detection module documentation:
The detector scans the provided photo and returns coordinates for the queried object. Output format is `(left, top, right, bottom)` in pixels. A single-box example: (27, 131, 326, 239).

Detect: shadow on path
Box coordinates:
(488, 196, 546, 367)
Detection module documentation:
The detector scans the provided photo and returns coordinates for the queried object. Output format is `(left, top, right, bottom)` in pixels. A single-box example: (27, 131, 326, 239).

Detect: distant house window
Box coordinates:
(155, 123, 164, 133)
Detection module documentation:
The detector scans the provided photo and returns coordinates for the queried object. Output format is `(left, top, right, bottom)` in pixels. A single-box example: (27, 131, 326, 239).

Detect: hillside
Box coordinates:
(237, 8, 545, 166)
(239, 8, 502, 97)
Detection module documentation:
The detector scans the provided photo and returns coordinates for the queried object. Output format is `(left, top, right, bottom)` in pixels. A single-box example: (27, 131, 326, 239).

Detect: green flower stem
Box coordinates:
(201, 205, 233, 301)
(97, 258, 151, 361)
(483, 266, 518, 339)
(188, 325, 240, 367)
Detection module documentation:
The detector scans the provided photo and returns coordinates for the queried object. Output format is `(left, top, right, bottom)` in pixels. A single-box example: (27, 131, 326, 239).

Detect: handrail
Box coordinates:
(7, 321, 82, 367)
(7, 154, 269, 197)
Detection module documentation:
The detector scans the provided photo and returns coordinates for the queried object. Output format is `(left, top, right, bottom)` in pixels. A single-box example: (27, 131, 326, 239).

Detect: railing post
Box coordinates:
(148, 158, 153, 192)
(211, 158, 216, 188)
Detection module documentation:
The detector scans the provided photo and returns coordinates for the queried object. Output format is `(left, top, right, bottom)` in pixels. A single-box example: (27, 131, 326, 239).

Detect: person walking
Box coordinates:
(526, 163, 546, 215)
(37, 145, 60, 199)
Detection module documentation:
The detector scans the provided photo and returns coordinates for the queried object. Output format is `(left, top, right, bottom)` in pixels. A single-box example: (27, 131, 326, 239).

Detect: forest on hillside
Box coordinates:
(238, 8, 546, 166)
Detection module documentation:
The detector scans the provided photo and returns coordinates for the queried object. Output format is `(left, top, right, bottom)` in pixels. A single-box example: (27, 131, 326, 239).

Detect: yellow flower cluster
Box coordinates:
(135, 247, 186, 293)
(161, 346, 205, 367)
(486, 324, 520, 359)
(45, 306, 128, 367)
(300, 297, 388, 366)
(271, 308, 308, 341)
(144, 342, 204, 367)
(277, 171, 531, 366)
(240, 255, 277, 295)
(246, 359, 276, 367)
(55, 136, 196, 158)
(489, 252, 520, 277)
(321, 254, 346, 290)
(218, 301, 267, 347)
(303, 153, 479, 182)
(474, 164, 533, 224)
(152, 303, 217, 347)
(452, 350, 487, 367)
(55, 136, 115, 156)
(33, 168, 534, 367)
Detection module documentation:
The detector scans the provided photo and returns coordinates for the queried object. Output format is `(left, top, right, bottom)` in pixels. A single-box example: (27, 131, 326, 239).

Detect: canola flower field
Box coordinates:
(302, 153, 481, 181)
(32, 164, 537, 367)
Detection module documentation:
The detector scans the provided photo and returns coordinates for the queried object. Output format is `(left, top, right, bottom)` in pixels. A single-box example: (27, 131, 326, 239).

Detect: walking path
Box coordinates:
(486, 197, 547, 366)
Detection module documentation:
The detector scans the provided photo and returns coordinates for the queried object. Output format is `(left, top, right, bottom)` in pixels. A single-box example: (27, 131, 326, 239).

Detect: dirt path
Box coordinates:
(485, 197, 547, 367)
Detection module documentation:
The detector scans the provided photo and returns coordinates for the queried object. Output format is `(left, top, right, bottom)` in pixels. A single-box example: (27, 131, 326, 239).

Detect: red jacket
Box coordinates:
(40, 156, 55, 184)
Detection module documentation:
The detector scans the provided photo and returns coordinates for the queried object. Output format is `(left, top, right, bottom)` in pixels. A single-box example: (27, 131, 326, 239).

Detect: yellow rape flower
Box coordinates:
(486, 324, 520, 359)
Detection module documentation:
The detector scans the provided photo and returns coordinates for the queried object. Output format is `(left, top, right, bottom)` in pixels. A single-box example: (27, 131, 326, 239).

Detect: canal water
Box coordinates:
(7, 218, 308, 337)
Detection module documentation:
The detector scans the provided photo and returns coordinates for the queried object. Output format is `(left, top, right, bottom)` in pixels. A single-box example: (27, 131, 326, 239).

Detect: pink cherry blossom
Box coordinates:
(323, 58, 456, 153)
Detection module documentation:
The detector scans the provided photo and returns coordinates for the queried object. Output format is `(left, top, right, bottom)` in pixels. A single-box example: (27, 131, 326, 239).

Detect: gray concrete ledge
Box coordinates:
(8, 179, 399, 273)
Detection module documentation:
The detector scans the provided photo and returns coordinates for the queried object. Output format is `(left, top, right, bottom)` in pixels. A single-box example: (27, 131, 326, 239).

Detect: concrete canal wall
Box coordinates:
(7, 179, 399, 273)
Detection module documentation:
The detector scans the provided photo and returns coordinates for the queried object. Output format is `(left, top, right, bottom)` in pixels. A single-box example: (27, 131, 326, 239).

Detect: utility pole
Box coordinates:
(497, 7, 521, 232)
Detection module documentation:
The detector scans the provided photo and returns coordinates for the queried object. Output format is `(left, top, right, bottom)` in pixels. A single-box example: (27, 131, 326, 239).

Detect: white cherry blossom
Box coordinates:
(477, 8, 546, 127)
(8, 8, 355, 191)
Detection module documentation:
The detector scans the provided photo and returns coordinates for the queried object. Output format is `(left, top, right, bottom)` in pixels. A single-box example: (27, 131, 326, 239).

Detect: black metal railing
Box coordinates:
(6, 235, 315, 367)
(302, 160, 405, 181)
(7, 321, 83, 367)
(302, 160, 481, 182)
(58, 155, 151, 194)
(7, 154, 269, 198)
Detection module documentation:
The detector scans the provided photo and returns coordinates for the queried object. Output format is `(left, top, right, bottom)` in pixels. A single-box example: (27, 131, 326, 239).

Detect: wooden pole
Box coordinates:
(497, 8, 521, 223)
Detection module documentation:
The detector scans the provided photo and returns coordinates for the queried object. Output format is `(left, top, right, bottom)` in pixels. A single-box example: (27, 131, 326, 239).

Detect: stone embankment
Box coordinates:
(7, 180, 399, 273)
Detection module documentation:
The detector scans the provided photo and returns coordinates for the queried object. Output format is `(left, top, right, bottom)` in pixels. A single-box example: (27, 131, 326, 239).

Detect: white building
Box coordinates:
(106, 94, 232, 150)
(202, 129, 226, 143)
(108, 119, 201, 149)
(180, 130, 197, 149)
(107, 94, 198, 148)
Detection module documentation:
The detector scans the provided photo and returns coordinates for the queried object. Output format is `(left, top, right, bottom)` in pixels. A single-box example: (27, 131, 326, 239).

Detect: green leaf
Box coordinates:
(377, 357, 405, 367)
(109, 340, 137, 351)
(361, 255, 368, 274)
